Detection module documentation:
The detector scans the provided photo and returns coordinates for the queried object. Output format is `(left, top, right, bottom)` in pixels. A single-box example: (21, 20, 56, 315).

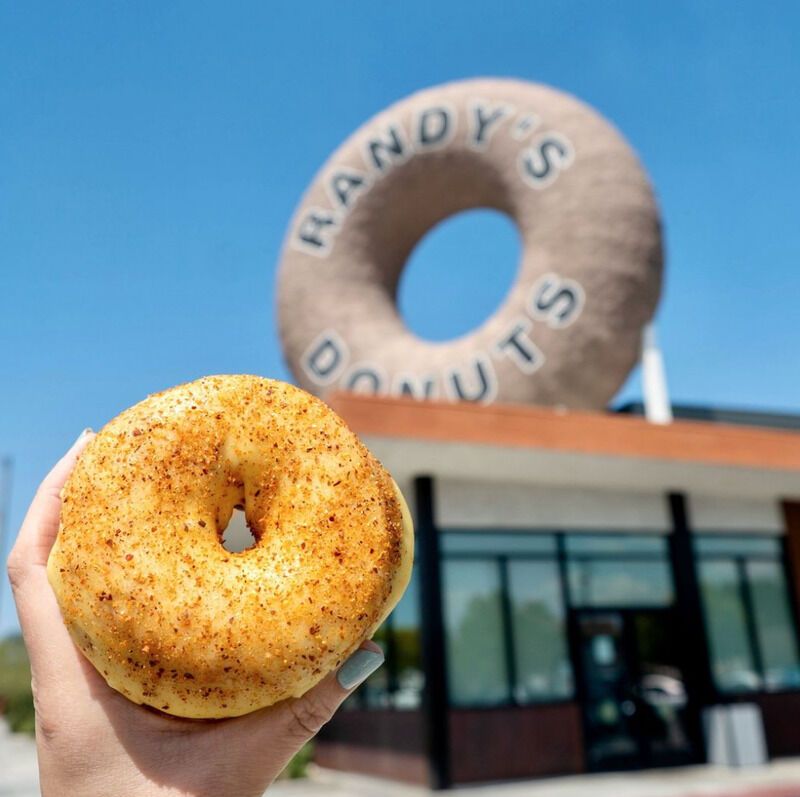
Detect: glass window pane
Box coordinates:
(698, 560, 761, 692)
(694, 536, 782, 557)
(747, 560, 800, 690)
(565, 534, 668, 556)
(443, 560, 508, 706)
(361, 620, 391, 708)
(568, 560, 673, 607)
(442, 532, 556, 555)
(391, 566, 424, 709)
(508, 560, 572, 701)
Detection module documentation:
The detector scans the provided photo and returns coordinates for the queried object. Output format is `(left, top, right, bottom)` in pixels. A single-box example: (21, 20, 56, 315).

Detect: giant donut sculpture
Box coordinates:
(277, 78, 663, 408)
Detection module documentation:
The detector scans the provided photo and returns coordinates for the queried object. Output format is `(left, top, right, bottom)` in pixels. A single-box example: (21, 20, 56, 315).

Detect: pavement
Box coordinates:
(300, 764, 800, 797)
(0, 721, 39, 797)
(3, 719, 800, 797)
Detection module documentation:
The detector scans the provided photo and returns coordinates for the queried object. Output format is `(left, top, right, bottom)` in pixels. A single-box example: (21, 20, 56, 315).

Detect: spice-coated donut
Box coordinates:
(47, 375, 413, 719)
(278, 78, 663, 408)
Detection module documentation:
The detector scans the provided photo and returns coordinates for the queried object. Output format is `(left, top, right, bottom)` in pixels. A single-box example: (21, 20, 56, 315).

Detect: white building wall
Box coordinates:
(434, 478, 669, 531)
(428, 479, 786, 535)
(687, 495, 784, 533)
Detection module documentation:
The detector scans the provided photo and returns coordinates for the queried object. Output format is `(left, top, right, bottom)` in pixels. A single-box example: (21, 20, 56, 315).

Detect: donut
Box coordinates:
(47, 375, 413, 719)
(277, 77, 662, 409)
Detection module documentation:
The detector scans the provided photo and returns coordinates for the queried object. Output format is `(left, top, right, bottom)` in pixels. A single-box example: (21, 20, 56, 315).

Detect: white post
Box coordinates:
(641, 323, 673, 424)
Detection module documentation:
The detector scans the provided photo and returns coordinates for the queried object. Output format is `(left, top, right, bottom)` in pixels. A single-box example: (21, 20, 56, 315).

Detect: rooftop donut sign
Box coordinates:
(277, 78, 663, 410)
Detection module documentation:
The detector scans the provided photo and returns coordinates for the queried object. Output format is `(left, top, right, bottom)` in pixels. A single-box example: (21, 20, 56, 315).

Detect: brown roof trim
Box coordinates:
(327, 393, 800, 473)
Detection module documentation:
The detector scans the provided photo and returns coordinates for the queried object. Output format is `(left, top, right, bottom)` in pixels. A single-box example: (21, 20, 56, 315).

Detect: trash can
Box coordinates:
(704, 703, 768, 767)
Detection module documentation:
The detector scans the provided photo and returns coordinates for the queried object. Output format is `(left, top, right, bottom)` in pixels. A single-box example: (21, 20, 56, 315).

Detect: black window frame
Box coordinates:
(350, 527, 695, 712)
(564, 532, 675, 610)
(441, 529, 674, 710)
(694, 532, 800, 696)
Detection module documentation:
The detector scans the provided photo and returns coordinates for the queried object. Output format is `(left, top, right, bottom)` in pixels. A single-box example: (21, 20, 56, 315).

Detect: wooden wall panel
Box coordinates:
(315, 709, 429, 785)
(448, 703, 584, 783)
(314, 743, 429, 785)
(752, 692, 800, 758)
(782, 502, 800, 624)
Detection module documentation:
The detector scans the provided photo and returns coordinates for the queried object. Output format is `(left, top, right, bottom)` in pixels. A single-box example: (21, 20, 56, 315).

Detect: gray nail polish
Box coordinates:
(337, 648, 384, 690)
(74, 428, 92, 446)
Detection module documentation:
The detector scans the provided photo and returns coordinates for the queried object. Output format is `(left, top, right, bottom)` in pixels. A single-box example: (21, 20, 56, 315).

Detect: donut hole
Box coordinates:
(397, 208, 521, 342)
(221, 508, 257, 553)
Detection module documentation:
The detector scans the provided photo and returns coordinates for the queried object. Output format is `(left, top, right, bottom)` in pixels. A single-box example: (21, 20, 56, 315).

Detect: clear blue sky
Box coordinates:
(2, 1, 799, 634)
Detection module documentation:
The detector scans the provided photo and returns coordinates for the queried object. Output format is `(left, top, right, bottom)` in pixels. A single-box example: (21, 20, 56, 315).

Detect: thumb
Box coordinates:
(236, 639, 384, 761)
(277, 640, 385, 744)
(199, 641, 384, 796)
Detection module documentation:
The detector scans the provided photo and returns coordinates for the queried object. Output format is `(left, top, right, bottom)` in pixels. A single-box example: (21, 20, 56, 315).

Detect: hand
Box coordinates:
(7, 431, 384, 797)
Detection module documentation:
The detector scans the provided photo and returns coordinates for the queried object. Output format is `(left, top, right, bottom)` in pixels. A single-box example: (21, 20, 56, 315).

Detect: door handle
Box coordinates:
(621, 699, 637, 717)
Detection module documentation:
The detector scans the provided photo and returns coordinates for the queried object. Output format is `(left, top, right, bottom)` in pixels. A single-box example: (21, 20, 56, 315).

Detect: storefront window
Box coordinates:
(440, 531, 678, 708)
(565, 534, 668, 555)
(696, 536, 781, 556)
(508, 560, 572, 700)
(353, 564, 424, 711)
(362, 620, 393, 707)
(749, 560, 800, 689)
(391, 568, 424, 708)
(568, 560, 673, 607)
(442, 531, 572, 706)
(696, 535, 800, 693)
(698, 559, 759, 692)
(443, 560, 508, 706)
(566, 534, 673, 608)
(443, 532, 557, 555)
(353, 525, 800, 714)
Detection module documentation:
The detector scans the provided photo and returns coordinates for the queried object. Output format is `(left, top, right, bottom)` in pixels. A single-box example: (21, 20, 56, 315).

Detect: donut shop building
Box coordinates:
(314, 394, 800, 788)
(272, 77, 800, 787)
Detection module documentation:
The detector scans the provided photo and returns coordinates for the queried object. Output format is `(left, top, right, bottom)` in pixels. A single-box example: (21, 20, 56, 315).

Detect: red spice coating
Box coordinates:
(47, 376, 411, 718)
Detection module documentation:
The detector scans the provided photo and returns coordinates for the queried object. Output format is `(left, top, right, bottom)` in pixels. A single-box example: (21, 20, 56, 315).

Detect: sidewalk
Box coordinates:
(4, 719, 800, 797)
(0, 721, 39, 797)
(279, 762, 800, 797)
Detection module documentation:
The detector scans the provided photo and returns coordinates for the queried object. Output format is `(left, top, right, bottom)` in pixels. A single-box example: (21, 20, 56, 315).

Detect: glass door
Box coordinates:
(573, 608, 697, 771)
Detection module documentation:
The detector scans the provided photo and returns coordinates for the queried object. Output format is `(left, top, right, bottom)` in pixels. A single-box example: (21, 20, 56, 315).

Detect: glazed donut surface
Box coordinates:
(47, 375, 412, 718)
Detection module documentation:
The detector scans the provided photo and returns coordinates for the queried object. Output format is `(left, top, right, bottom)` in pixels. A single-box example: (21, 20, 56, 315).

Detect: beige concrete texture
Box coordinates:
(305, 763, 800, 797)
(5, 720, 800, 797)
(277, 78, 663, 409)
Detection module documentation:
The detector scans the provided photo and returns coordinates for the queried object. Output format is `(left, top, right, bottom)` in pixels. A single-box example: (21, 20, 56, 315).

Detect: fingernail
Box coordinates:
(337, 648, 384, 690)
(77, 428, 93, 443)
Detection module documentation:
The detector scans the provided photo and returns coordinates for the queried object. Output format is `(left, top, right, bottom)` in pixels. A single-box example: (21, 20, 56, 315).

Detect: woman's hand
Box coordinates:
(6, 431, 383, 797)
